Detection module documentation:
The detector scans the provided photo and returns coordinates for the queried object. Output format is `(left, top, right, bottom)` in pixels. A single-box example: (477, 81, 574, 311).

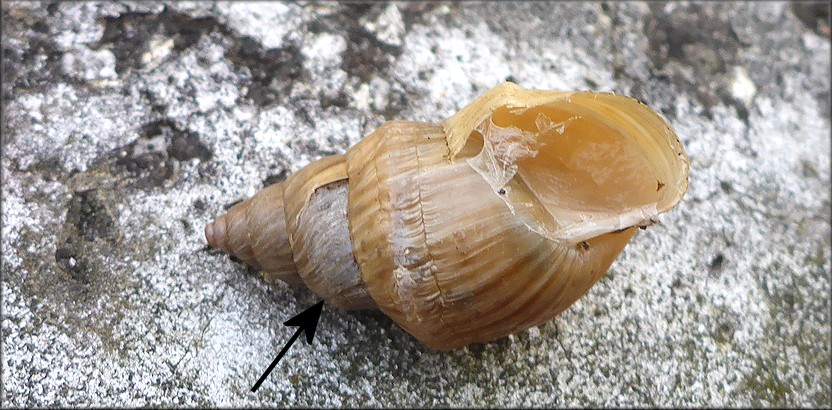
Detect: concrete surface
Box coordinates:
(2, 1, 830, 407)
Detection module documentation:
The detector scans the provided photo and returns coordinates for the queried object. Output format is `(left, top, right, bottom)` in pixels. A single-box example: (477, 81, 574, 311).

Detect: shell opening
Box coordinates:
(461, 93, 688, 244)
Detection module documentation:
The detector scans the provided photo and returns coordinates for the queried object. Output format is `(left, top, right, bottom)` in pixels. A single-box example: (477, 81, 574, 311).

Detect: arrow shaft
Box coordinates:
(250, 327, 304, 392)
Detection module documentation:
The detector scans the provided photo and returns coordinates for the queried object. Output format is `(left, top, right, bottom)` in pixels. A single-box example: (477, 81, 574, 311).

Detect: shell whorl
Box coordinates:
(205, 155, 375, 309)
(205, 182, 302, 286)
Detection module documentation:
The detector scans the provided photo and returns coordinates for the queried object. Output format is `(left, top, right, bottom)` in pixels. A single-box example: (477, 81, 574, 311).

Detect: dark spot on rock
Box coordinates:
(319, 90, 351, 111)
(67, 189, 116, 242)
(671, 277, 683, 288)
(709, 253, 725, 274)
(54, 245, 86, 278)
(46, 2, 60, 15)
(110, 119, 212, 189)
(781, 291, 796, 309)
(713, 320, 735, 344)
(96, 11, 221, 74)
(180, 218, 193, 234)
(730, 104, 750, 125)
(1, 8, 65, 103)
(584, 77, 598, 88)
(263, 169, 290, 186)
(225, 39, 305, 107)
(193, 199, 207, 212)
(623, 286, 634, 297)
(55, 247, 76, 260)
(657, 180, 665, 191)
(497, 188, 506, 195)
(801, 160, 820, 178)
(340, 24, 401, 83)
(26, 157, 65, 182)
(308, 3, 408, 89)
(31, 20, 49, 34)
(791, 2, 831, 37)
(578, 241, 590, 251)
(167, 128, 212, 162)
(399, 2, 442, 32)
(55, 189, 117, 283)
(290, 96, 321, 127)
(646, 4, 739, 71)
(660, 104, 677, 119)
(720, 180, 733, 193)
(381, 88, 409, 119)
(645, 4, 743, 110)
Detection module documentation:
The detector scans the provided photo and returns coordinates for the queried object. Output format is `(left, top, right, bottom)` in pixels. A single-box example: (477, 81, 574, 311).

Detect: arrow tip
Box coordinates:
(283, 301, 324, 344)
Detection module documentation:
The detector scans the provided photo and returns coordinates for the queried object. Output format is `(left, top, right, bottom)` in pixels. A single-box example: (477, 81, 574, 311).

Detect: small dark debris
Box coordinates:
(720, 181, 733, 194)
(709, 253, 725, 272)
(180, 218, 193, 234)
(193, 199, 207, 212)
(584, 77, 598, 88)
(578, 241, 590, 251)
(497, 188, 506, 195)
(55, 247, 76, 260)
(671, 277, 683, 288)
(657, 180, 666, 191)
(168, 129, 212, 162)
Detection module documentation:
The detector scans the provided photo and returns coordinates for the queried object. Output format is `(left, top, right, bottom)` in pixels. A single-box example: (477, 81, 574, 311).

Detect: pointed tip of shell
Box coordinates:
(204, 214, 227, 251)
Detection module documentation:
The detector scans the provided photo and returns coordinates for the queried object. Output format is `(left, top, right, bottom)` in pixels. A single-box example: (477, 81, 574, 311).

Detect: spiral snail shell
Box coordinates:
(205, 82, 690, 350)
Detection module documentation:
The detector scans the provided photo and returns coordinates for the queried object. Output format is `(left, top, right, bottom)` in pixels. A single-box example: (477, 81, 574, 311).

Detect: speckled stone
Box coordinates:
(2, 1, 829, 406)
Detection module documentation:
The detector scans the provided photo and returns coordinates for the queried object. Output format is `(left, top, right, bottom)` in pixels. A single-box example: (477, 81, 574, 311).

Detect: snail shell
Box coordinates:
(205, 82, 690, 350)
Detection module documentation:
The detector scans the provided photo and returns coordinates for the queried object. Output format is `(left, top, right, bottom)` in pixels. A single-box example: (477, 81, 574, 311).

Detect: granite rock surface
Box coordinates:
(2, 1, 830, 407)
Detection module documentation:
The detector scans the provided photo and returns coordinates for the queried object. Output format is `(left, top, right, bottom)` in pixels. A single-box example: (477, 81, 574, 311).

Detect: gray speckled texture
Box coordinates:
(2, 1, 830, 407)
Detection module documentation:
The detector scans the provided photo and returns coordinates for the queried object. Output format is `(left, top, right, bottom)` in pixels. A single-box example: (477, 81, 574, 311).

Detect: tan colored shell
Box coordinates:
(205, 82, 690, 350)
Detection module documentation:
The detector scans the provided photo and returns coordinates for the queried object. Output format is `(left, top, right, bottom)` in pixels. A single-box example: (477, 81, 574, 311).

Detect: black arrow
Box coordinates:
(250, 301, 324, 392)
